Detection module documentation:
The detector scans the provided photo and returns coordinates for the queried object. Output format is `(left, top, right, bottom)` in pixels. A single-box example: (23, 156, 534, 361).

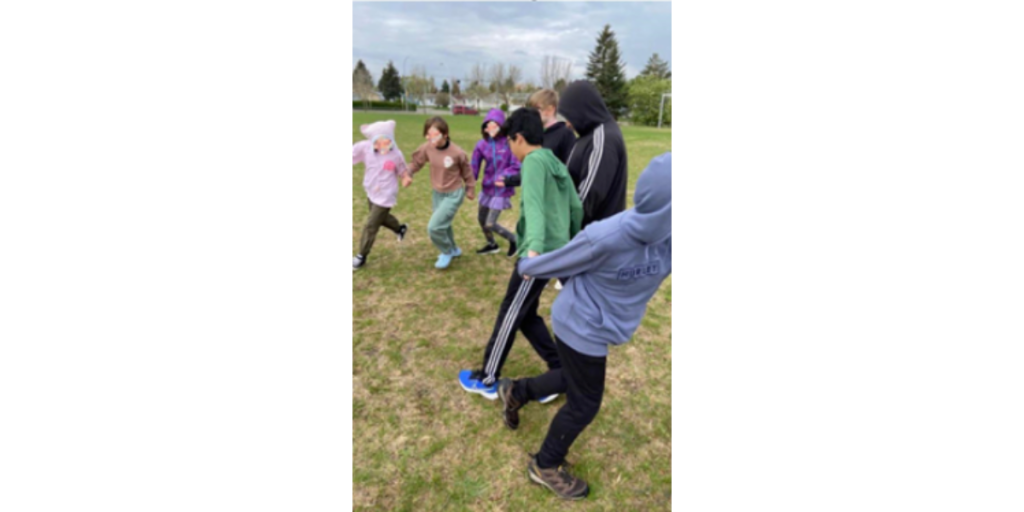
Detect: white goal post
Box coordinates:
(658, 93, 672, 129)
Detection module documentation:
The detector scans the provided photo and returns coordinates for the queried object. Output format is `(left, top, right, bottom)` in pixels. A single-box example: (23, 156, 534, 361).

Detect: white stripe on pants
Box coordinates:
(483, 277, 534, 385)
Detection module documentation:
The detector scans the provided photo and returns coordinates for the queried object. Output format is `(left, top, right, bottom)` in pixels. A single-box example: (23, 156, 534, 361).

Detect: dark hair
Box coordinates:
(502, 108, 544, 146)
(481, 118, 506, 140)
(423, 116, 449, 138)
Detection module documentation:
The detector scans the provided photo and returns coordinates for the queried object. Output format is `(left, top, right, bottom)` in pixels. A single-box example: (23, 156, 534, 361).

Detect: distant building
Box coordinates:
(453, 92, 532, 111)
(354, 91, 383, 102)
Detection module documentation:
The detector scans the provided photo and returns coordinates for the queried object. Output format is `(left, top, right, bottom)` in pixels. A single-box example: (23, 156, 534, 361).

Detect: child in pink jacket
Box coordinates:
(352, 120, 412, 270)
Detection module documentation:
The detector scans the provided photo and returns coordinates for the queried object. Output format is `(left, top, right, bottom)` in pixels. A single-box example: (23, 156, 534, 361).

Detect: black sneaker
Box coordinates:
(507, 240, 518, 258)
(396, 224, 408, 242)
(353, 254, 366, 270)
(527, 455, 589, 500)
(497, 378, 522, 430)
(476, 242, 500, 255)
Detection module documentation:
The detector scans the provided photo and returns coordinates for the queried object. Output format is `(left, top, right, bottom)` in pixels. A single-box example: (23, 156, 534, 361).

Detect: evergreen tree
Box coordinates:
(452, 79, 461, 97)
(554, 78, 567, 93)
(441, 79, 450, 94)
(585, 24, 629, 119)
(377, 61, 403, 102)
(640, 53, 671, 79)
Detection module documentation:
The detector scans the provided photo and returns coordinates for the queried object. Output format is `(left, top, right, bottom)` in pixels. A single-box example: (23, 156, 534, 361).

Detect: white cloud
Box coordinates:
(353, 1, 670, 84)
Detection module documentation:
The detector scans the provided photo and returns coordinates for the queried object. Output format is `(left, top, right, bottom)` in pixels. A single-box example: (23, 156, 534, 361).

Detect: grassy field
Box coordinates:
(352, 111, 672, 510)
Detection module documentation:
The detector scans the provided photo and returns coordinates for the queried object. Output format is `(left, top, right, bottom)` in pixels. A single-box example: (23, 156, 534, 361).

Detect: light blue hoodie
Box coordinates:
(518, 152, 672, 357)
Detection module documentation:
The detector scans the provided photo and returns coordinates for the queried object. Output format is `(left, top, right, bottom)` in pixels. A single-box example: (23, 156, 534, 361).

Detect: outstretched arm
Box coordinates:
(407, 145, 429, 175)
(500, 174, 521, 188)
(499, 153, 522, 187)
(460, 154, 476, 199)
(518, 231, 598, 279)
(352, 140, 371, 165)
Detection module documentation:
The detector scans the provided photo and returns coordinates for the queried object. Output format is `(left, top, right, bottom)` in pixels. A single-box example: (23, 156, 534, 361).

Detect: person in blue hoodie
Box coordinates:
(495, 152, 672, 501)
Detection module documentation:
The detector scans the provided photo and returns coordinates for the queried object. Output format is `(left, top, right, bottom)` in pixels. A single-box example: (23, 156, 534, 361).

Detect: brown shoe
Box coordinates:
(527, 456, 589, 500)
(497, 378, 521, 430)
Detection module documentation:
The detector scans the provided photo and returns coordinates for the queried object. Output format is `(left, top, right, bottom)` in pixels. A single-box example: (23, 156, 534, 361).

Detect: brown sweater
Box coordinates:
(408, 140, 475, 194)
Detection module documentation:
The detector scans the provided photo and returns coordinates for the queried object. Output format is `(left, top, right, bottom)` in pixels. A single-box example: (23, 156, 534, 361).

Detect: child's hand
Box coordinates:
(401, 175, 413, 188)
(495, 180, 505, 188)
(466, 189, 475, 201)
(528, 250, 539, 258)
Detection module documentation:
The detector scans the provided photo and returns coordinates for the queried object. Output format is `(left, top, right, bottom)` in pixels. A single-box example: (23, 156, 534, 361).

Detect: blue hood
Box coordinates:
(624, 152, 671, 244)
(515, 151, 673, 357)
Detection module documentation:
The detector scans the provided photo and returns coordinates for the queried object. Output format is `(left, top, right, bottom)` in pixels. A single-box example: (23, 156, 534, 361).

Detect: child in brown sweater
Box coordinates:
(406, 116, 476, 269)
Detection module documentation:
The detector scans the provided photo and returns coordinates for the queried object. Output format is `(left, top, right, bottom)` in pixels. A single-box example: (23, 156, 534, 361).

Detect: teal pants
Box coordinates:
(428, 188, 465, 255)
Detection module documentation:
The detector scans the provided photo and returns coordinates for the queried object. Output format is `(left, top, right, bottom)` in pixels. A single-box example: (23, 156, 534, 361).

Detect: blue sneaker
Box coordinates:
(538, 394, 559, 404)
(459, 369, 497, 400)
(451, 247, 462, 257)
(435, 252, 453, 269)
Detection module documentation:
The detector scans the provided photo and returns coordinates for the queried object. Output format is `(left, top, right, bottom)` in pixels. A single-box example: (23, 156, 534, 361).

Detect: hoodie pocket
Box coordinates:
(570, 292, 611, 334)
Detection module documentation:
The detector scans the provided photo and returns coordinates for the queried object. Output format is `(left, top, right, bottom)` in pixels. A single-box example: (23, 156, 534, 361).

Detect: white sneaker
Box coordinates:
(554, 280, 563, 290)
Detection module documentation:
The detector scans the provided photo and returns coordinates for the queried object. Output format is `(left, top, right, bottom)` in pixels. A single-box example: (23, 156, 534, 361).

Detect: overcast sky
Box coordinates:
(353, 1, 671, 87)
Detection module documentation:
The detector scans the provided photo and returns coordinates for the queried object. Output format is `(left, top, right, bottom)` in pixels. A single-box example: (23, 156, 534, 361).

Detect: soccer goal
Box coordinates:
(658, 93, 672, 129)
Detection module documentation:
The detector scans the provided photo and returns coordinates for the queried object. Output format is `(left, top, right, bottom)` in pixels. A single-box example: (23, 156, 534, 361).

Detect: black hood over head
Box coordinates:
(557, 80, 613, 136)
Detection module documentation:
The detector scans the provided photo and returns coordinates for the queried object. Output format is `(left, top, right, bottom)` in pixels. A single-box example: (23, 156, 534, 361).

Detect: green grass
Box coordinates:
(353, 111, 672, 510)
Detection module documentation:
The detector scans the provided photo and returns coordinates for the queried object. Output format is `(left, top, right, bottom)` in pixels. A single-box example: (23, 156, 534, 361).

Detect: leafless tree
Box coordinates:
(489, 62, 507, 100)
(540, 55, 573, 90)
(540, 55, 556, 89)
(508, 64, 523, 103)
(470, 63, 487, 87)
(490, 63, 524, 106)
(467, 82, 489, 109)
(405, 65, 433, 113)
(464, 63, 489, 108)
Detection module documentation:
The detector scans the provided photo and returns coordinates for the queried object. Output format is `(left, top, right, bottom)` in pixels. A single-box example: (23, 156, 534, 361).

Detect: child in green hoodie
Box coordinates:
(459, 108, 583, 400)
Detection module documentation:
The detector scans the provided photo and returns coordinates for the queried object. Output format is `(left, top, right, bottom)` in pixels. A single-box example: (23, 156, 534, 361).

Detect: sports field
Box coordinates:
(352, 111, 672, 510)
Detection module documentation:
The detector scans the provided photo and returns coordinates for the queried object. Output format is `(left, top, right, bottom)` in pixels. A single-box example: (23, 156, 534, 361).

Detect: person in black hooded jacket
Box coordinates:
(498, 89, 577, 189)
(557, 80, 628, 228)
(500, 82, 628, 291)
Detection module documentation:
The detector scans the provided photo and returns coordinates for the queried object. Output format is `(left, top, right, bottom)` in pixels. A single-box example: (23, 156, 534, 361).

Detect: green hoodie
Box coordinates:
(516, 148, 583, 258)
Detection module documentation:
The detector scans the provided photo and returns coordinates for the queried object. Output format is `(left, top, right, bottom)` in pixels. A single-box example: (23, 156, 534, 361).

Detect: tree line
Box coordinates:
(353, 24, 671, 126)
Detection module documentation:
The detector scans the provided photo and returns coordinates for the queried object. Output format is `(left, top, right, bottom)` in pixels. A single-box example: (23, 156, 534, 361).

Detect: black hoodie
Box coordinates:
(557, 80, 628, 228)
(503, 120, 576, 188)
(543, 121, 577, 165)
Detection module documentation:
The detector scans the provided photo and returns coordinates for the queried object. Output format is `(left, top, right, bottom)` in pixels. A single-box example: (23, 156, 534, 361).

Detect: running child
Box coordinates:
(529, 88, 577, 164)
(496, 89, 576, 190)
(498, 152, 672, 500)
(407, 116, 475, 269)
(458, 108, 582, 400)
(471, 109, 521, 257)
(351, 120, 411, 270)
(558, 80, 628, 229)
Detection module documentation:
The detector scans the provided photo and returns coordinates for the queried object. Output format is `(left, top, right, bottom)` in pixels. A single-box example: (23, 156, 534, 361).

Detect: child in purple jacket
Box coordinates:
(471, 109, 521, 257)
